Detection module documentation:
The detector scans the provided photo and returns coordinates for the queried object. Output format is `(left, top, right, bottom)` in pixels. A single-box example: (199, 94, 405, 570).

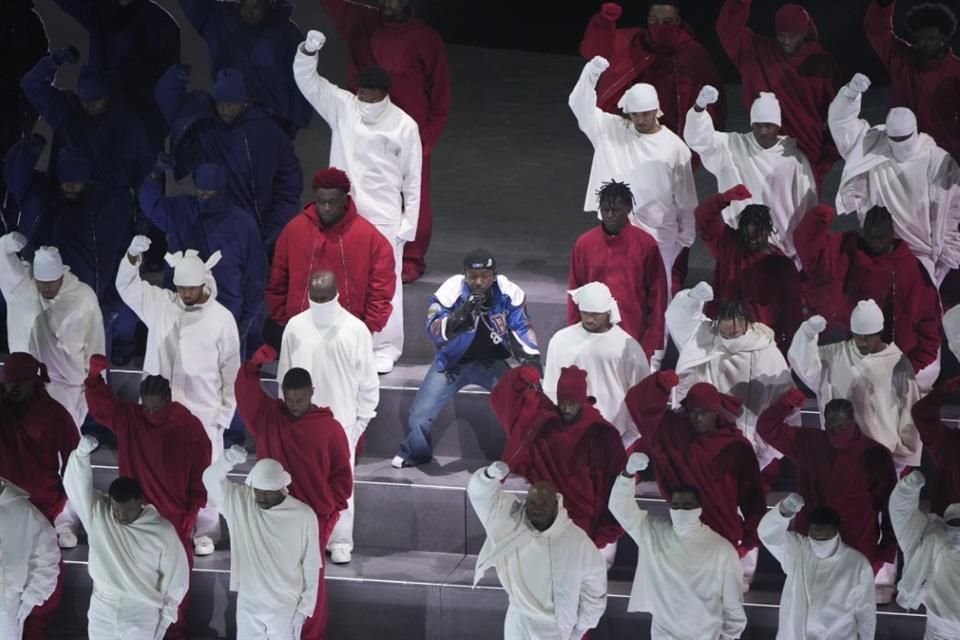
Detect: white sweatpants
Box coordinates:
(1, 589, 21, 640)
(195, 425, 224, 542)
(87, 590, 163, 640)
(371, 228, 404, 367)
(46, 381, 87, 430)
(328, 422, 362, 553)
(236, 596, 303, 640)
(503, 605, 564, 640)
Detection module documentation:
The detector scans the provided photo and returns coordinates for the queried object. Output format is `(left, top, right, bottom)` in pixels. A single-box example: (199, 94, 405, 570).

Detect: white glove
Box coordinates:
(587, 56, 610, 75)
(127, 235, 152, 258)
(695, 85, 719, 109)
(903, 470, 926, 491)
(304, 30, 326, 53)
(77, 435, 99, 455)
(779, 493, 805, 517)
(0, 231, 27, 254)
(804, 315, 827, 335)
(626, 452, 650, 474)
(224, 445, 248, 466)
(848, 73, 871, 94)
(689, 281, 714, 302)
(486, 461, 510, 480)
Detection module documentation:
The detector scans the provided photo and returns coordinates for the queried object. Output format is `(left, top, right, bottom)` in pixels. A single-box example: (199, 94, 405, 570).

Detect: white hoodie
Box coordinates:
(0, 479, 60, 617)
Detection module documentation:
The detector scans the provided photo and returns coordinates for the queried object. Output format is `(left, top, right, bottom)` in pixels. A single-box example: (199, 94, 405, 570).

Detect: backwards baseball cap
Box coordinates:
(463, 249, 496, 271)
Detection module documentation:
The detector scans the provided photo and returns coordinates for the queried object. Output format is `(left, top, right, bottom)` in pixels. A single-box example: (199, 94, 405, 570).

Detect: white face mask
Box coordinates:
(309, 295, 339, 328)
(719, 334, 750, 353)
(810, 534, 840, 559)
(888, 134, 919, 162)
(670, 507, 703, 536)
(358, 97, 389, 124)
(948, 526, 960, 552)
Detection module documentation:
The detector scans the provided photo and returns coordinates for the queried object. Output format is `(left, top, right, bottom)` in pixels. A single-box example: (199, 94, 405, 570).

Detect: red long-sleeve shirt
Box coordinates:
(911, 387, 960, 517)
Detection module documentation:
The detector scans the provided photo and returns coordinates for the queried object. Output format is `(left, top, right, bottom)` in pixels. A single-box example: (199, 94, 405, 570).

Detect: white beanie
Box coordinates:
(850, 299, 884, 335)
(165, 249, 222, 287)
(886, 107, 917, 137)
(245, 458, 292, 491)
(33, 247, 65, 282)
(750, 92, 782, 126)
(945, 503, 960, 523)
(618, 83, 662, 116)
(568, 282, 621, 324)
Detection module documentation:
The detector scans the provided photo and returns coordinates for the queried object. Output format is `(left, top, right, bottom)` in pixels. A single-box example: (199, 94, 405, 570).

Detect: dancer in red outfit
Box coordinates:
(910, 378, 960, 517)
(717, 0, 840, 185)
(236, 345, 353, 640)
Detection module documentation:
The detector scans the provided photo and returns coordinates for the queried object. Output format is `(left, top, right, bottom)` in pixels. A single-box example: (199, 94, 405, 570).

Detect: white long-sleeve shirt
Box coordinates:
(788, 324, 921, 467)
(608, 474, 746, 640)
(202, 457, 321, 617)
(116, 256, 239, 430)
(63, 448, 188, 626)
(568, 63, 698, 252)
(829, 84, 960, 284)
(468, 470, 607, 639)
(0, 480, 60, 609)
(277, 300, 379, 438)
(543, 323, 648, 444)
(293, 49, 422, 241)
(668, 290, 794, 467)
(759, 501, 876, 640)
(683, 107, 818, 260)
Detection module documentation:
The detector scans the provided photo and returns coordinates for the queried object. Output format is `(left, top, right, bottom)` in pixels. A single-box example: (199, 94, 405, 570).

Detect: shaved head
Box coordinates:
(309, 271, 338, 303)
(525, 481, 559, 531)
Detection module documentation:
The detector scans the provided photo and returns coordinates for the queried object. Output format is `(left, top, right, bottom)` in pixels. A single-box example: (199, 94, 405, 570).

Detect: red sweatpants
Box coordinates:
(301, 512, 340, 640)
(401, 153, 432, 279)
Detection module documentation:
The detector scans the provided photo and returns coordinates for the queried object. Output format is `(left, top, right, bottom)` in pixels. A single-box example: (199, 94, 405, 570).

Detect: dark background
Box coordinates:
(416, 0, 960, 82)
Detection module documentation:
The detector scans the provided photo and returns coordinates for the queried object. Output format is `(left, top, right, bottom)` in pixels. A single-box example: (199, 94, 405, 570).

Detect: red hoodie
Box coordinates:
(793, 206, 943, 372)
(266, 198, 396, 332)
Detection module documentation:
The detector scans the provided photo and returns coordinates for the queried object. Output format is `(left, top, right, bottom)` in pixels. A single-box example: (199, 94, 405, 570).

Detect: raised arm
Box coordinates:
(466, 464, 517, 532)
(607, 461, 650, 545)
(625, 371, 677, 441)
(682, 89, 730, 172)
(787, 316, 828, 392)
(62, 436, 102, 528)
(888, 471, 931, 557)
(20, 53, 75, 130)
(695, 187, 751, 257)
(665, 283, 713, 351)
(579, 3, 619, 61)
(201, 447, 246, 511)
(490, 366, 552, 467)
(137, 160, 196, 235)
(793, 204, 842, 286)
(235, 347, 276, 439)
(864, 0, 904, 69)
(758, 494, 804, 567)
(83, 356, 125, 431)
(177, 0, 217, 35)
(715, 0, 754, 67)
(115, 236, 171, 326)
(828, 75, 873, 160)
(568, 57, 613, 146)
(154, 64, 191, 128)
(0, 233, 32, 299)
(756, 390, 807, 459)
(292, 36, 353, 126)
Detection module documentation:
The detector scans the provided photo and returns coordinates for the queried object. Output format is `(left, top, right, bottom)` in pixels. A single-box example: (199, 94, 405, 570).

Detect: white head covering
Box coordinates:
(618, 83, 662, 117)
(165, 249, 222, 287)
(850, 299, 884, 335)
(245, 458, 292, 491)
(568, 282, 621, 324)
(945, 503, 960, 522)
(886, 108, 918, 137)
(33, 247, 65, 282)
(750, 92, 782, 126)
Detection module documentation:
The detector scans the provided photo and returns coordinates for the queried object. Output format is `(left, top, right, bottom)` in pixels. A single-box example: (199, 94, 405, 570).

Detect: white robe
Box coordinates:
(543, 323, 648, 445)
(202, 457, 321, 618)
(759, 502, 876, 640)
(788, 329, 922, 468)
(468, 470, 607, 640)
(63, 447, 188, 636)
(293, 49, 422, 364)
(608, 475, 747, 640)
(0, 253, 103, 428)
(683, 107, 818, 260)
(277, 300, 379, 552)
(667, 290, 794, 468)
(0, 480, 60, 640)
(829, 87, 960, 284)
(568, 63, 698, 278)
(889, 478, 960, 640)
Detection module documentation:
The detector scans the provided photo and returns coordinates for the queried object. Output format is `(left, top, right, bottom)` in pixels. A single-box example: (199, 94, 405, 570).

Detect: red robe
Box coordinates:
(794, 208, 943, 373)
(865, 1, 960, 160)
(757, 400, 898, 569)
(490, 367, 626, 547)
(236, 360, 353, 640)
(696, 193, 804, 350)
(579, 13, 726, 136)
(716, 0, 840, 184)
(625, 374, 766, 551)
(266, 199, 396, 331)
(568, 224, 667, 358)
(911, 387, 960, 517)
(0, 388, 78, 522)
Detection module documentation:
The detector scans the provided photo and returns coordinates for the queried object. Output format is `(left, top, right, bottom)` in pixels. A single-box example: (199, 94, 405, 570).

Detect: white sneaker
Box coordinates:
(57, 531, 78, 549)
(375, 355, 395, 374)
(329, 548, 352, 564)
(194, 536, 215, 556)
(391, 455, 406, 469)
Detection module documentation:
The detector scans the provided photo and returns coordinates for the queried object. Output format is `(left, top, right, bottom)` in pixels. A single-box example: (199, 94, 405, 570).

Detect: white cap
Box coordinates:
(165, 249, 222, 287)
(850, 299, 884, 335)
(245, 458, 292, 491)
(750, 92, 782, 126)
(568, 282, 621, 324)
(886, 107, 917, 137)
(945, 503, 960, 523)
(618, 83, 661, 116)
(33, 247, 65, 282)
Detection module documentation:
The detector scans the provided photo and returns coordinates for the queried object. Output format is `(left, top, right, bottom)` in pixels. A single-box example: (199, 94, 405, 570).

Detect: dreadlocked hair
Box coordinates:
(596, 180, 635, 208)
(140, 375, 171, 398)
(712, 300, 753, 332)
(824, 398, 855, 421)
(906, 3, 957, 39)
(738, 204, 773, 233)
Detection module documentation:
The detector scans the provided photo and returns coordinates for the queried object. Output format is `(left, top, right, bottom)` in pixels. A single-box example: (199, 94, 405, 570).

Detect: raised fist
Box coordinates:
(224, 445, 248, 466)
(626, 452, 650, 474)
(588, 56, 610, 75)
(88, 354, 109, 378)
(251, 344, 278, 366)
(77, 435, 99, 455)
(304, 30, 326, 53)
(722, 184, 752, 203)
(52, 46, 80, 66)
(849, 73, 871, 94)
(804, 315, 827, 335)
(600, 2, 623, 21)
(690, 281, 714, 303)
(781, 388, 807, 409)
(127, 235, 152, 258)
(902, 470, 925, 491)
(486, 461, 510, 481)
(518, 365, 541, 386)
(656, 370, 680, 392)
(779, 493, 805, 517)
(0, 232, 27, 255)
(696, 85, 720, 109)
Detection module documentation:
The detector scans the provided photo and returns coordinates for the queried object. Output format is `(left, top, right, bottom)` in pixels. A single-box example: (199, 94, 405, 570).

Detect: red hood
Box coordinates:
(635, 22, 697, 55)
(302, 197, 360, 236)
(858, 238, 925, 269)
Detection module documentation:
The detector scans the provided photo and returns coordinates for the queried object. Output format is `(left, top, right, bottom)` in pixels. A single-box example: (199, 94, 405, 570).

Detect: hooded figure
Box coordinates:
(545, 282, 649, 444)
(293, 35, 423, 373)
(717, 0, 840, 183)
(203, 449, 322, 640)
